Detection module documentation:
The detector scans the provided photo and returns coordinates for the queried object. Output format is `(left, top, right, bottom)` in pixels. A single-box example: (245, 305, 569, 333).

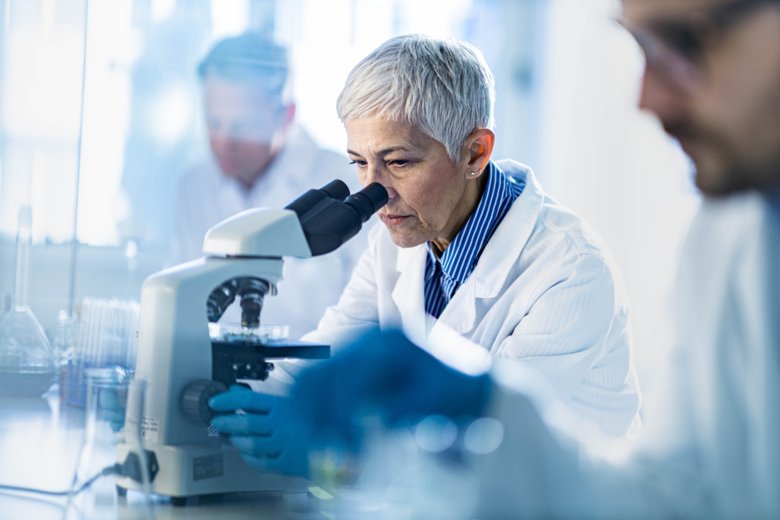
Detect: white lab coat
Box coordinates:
(171, 126, 363, 339)
(304, 160, 641, 437)
(469, 189, 780, 518)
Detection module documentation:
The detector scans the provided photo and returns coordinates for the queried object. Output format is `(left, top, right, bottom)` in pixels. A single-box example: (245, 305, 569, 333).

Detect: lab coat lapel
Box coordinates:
(432, 281, 477, 335)
(391, 244, 428, 340)
(471, 165, 544, 299)
(433, 165, 544, 336)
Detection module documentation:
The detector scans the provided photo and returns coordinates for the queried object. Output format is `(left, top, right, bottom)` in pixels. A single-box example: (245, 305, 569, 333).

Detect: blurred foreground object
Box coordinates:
(210, 329, 491, 477)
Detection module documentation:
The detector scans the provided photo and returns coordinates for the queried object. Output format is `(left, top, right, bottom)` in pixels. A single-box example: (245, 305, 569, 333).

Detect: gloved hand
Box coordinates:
(209, 328, 492, 477)
(209, 385, 311, 477)
(292, 328, 492, 445)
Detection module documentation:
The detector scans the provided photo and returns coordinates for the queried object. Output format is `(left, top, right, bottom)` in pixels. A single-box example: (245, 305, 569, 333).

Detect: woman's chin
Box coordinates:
(387, 228, 426, 249)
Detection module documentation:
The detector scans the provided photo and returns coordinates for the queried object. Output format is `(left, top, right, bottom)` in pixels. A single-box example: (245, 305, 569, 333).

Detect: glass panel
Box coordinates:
(0, 0, 87, 334)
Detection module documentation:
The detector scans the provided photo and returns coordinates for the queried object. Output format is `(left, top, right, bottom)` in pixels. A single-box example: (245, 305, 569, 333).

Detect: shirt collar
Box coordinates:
(426, 161, 519, 285)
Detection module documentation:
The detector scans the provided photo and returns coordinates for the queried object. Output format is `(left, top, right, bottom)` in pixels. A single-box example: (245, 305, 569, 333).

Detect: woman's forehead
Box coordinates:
(345, 117, 438, 154)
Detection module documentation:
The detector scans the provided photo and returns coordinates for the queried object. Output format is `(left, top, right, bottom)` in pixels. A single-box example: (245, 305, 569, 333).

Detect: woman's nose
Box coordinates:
(361, 166, 397, 199)
(381, 184, 398, 200)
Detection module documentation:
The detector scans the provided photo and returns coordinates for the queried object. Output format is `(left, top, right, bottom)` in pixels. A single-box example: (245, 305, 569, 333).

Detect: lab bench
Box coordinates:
(0, 391, 315, 519)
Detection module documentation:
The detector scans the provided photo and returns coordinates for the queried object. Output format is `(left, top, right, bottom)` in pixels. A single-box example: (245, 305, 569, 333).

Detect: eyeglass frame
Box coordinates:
(618, 0, 780, 88)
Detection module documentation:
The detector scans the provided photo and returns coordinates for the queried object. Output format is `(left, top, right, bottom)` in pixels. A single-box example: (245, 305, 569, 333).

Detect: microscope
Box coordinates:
(115, 180, 388, 505)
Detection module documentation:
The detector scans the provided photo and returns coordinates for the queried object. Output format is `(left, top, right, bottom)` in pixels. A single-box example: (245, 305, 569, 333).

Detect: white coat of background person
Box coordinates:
(299, 35, 641, 437)
(466, 0, 780, 517)
(171, 33, 362, 339)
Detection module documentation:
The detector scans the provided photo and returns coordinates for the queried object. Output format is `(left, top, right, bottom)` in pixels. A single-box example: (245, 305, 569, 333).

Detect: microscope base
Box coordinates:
(115, 440, 309, 502)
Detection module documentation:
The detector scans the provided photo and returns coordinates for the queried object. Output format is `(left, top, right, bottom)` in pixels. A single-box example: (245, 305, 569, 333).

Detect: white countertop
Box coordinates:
(0, 391, 320, 519)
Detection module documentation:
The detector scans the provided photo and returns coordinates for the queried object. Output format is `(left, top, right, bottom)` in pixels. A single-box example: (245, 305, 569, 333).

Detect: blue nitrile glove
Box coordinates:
(209, 328, 492, 478)
(290, 328, 492, 451)
(209, 385, 311, 477)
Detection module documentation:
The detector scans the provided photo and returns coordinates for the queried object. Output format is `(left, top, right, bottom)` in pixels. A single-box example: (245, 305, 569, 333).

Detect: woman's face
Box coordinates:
(345, 117, 482, 249)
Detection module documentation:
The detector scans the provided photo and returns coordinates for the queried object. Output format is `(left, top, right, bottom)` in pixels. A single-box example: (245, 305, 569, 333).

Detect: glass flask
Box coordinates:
(0, 206, 55, 398)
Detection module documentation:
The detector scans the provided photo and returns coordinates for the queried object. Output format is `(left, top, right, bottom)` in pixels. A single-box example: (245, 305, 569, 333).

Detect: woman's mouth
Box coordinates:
(380, 214, 411, 227)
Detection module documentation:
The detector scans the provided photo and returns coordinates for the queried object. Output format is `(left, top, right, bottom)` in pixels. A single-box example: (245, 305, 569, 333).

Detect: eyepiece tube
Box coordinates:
(319, 179, 350, 201)
(344, 183, 389, 223)
(291, 180, 388, 256)
(285, 179, 351, 218)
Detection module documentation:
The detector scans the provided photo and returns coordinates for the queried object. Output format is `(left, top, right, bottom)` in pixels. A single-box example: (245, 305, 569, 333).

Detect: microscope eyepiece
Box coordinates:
(319, 179, 350, 201)
(286, 179, 389, 256)
(344, 183, 389, 224)
(285, 179, 350, 218)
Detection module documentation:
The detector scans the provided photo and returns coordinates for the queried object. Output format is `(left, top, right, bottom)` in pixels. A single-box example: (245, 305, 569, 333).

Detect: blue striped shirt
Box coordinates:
(424, 161, 525, 318)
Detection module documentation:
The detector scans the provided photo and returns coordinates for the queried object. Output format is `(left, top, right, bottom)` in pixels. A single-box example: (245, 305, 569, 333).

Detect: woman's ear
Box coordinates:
(463, 128, 495, 177)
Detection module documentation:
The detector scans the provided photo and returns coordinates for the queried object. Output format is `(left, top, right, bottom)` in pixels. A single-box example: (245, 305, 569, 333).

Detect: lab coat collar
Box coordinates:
(435, 162, 542, 334)
(429, 161, 523, 289)
(471, 160, 543, 299)
(392, 160, 543, 337)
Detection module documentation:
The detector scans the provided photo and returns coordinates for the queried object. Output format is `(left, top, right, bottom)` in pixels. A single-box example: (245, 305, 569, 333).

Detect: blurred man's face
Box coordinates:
(203, 76, 291, 190)
(622, 0, 780, 195)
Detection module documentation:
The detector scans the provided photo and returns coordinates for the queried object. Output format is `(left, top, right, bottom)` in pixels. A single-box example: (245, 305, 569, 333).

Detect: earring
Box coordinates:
(468, 171, 479, 178)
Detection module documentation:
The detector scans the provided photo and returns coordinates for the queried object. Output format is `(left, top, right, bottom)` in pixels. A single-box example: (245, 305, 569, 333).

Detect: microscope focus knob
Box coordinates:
(180, 379, 227, 426)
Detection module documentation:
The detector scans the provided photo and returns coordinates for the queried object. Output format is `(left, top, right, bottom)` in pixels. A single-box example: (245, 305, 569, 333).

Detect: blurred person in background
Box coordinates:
(210, 0, 780, 517)
(172, 33, 361, 338)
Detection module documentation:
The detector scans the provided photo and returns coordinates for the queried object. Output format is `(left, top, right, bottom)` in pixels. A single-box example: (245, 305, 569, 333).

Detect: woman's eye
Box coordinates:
(349, 160, 367, 167)
(388, 159, 409, 167)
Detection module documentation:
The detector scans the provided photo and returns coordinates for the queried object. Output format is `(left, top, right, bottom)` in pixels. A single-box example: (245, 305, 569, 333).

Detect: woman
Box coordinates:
(212, 35, 639, 467)
(299, 34, 640, 436)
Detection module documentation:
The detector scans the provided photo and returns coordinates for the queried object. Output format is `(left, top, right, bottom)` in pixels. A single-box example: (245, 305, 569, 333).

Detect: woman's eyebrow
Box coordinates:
(347, 146, 414, 157)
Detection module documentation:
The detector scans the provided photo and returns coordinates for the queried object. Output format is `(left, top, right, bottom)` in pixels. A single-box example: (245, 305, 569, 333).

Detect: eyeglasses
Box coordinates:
(619, 0, 780, 87)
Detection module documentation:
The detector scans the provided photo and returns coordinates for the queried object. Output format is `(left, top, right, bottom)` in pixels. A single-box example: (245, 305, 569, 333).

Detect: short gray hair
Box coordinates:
(337, 34, 495, 162)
